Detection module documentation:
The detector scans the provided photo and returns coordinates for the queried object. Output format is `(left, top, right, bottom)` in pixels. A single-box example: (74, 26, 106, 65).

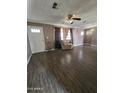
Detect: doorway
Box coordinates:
(55, 27, 61, 49)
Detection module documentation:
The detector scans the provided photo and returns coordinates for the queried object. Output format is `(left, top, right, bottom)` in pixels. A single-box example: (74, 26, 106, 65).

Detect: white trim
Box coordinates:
(32, 49, 56, 54)
(50, 49, 55, 51)
(27, 54, 32, 64)
(74, 44, 83, 47)
(44, 48, 56, 52)
(27, 19, 96, 29)
(27, 48, 55, 64)
(91, 44, 97, 47)
(84, 43, 97, 47)
(84, 23, 97, 29)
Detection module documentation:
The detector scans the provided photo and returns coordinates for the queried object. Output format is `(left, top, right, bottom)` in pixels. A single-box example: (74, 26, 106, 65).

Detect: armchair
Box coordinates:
(60, 40, 73, 50)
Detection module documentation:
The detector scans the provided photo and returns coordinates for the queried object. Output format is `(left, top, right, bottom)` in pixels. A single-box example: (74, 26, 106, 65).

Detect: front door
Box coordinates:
(27, 26, 45, 53)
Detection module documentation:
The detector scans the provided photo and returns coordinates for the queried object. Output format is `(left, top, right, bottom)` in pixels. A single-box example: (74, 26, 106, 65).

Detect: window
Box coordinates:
(66, 29, 71, 40)
(61, 28, 64, 40)
(31, 28, 40, 33)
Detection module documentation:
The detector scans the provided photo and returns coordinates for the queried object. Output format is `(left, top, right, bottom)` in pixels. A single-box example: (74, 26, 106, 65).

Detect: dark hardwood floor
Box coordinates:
(27, 45, 97, 93)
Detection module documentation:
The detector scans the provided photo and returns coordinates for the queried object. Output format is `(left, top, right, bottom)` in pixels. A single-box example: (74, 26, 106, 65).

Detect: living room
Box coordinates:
(27, 0, 97, 93)
(1, 0, 124, 93)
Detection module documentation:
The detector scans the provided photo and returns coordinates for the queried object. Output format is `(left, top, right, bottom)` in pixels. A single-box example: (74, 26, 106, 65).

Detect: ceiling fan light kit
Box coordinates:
(64, 14, 82, 24)
(65, 20, 73, 24)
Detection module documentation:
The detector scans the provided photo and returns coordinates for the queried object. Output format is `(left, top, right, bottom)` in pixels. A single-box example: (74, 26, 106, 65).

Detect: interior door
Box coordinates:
(27, 26, 45, 53)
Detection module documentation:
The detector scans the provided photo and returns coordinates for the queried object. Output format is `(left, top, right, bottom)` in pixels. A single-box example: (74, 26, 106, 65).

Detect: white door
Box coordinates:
(27, 26, 45, 53)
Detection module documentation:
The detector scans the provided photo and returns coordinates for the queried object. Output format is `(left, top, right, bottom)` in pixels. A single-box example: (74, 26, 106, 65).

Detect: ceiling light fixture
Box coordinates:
(64, 19, 73, 24)
(64, 14, 82, 24)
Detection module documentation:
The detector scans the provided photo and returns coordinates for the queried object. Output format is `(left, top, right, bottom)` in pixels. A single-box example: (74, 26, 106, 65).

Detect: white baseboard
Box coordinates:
(45, 48, 56, 52)
(91, 44, 97, 47)
(27, 54, 32, 64)
(74, 44, 83, 47)
(84, 43, 97, 47)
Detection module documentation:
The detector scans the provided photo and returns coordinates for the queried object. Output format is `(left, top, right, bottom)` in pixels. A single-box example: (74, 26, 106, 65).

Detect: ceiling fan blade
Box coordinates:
(72, 17, 81, 20)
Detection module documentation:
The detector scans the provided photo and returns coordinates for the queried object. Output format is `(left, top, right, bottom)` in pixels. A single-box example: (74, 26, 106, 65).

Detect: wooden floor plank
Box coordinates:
(27, 45, 97, 93)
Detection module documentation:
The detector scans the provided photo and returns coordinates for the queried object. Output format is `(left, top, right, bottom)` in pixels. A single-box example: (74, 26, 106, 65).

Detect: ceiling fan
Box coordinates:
(65, 14, 81, 24)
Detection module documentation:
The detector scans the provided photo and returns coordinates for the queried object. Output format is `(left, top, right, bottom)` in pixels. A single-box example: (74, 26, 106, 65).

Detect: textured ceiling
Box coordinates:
(27, 0, 97, 28)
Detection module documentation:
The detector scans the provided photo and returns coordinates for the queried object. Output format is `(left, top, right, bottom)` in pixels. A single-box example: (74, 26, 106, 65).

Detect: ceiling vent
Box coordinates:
(52, 2, 58, 9)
